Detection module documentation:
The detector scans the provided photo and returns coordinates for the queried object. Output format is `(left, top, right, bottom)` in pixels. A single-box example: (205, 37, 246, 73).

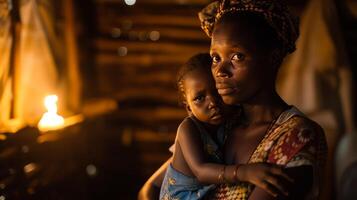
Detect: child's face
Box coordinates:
(210, 18, 273, 106)
(183, 69, 224, 125)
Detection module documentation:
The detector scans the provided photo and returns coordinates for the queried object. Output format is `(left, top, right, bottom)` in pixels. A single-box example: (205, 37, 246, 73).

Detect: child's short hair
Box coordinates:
(176, 53, 212, 104)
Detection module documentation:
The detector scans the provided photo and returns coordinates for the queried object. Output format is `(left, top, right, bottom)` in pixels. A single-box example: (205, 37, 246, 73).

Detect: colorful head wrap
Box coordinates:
(198, 0, 299, 55)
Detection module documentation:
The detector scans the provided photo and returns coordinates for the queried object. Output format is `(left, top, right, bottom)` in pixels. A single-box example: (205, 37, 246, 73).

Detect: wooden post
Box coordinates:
(9, 0, 21, 119)
(64, 0, 82, 113)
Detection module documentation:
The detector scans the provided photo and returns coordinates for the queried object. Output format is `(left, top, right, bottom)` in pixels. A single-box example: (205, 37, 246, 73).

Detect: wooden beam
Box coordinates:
(96, 26, 209, 42)
(9, 0, 21, 119)
(98, 69, 175, 84)
(96, 14, 201, 28)
(97, 86, 179, 103)
(114, 106, 186, 122)
(95, 53, 200, 66)
(95, 0, 209, 6)
(64, 0, 82, 112)
(94, 39, 209, 54)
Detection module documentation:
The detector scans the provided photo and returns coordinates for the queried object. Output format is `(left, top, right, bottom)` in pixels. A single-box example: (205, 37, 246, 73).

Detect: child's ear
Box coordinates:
(185, 103, 192, 114)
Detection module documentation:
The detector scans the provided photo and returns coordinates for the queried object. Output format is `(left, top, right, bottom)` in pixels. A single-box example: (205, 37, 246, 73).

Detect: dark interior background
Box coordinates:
(0, 0, 356, 199)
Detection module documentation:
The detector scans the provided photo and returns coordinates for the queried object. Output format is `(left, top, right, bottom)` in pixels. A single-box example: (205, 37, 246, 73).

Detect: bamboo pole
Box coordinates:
(63, 0, 82, 113)
(9, 0, 21, 119)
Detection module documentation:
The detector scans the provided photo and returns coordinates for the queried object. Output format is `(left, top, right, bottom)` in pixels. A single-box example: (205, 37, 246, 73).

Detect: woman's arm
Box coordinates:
(138, 157, 171, 200)
(178, 119, 294, 190)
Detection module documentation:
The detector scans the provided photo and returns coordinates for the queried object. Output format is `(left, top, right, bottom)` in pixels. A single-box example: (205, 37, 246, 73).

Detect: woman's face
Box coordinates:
(210, 18, 273, 105)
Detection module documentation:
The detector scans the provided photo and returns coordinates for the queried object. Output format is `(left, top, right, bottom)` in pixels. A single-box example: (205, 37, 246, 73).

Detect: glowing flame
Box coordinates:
(38, 95, 64, 132)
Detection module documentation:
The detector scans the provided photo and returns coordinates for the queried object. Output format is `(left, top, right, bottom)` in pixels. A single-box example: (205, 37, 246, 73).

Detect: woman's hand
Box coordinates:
(238, 163, 294, 197)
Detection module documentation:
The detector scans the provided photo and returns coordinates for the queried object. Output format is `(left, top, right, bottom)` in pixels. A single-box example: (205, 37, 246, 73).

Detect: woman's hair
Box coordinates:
(217, 12, 285, 67)
(176, 53, 212, 104)
(199, 0, 299, 57)
(219, 12, 283, 53)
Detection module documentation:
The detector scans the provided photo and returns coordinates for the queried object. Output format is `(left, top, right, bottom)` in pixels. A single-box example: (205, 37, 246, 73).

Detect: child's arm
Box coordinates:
(178, 119, 293, 197)
(177, 118, 238, 184)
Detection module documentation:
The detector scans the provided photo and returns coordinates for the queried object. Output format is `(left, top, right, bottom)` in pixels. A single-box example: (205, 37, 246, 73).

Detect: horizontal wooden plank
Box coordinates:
(96, 0, 209, 6)
(95, 26, 209, 42)
(133, 130, 176, 143)
(96, 85, 179, 102)
(94, 63, 181, 76)
(95, 1, 206, 16)
(98, 69, 176, 84)
(93, 39, 209, 54)
(95, 53, 202, 66)
(96, 14, 201, 28)
(96, 67, 178, 86)
(116, 106, 187, 122)
(96, 75, 177, 94)
(96, 87, 177, 98)
(109, 116, 183, 132)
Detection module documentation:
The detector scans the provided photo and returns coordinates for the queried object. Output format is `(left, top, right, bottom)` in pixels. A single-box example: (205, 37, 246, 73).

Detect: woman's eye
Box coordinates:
(232, 53, 245, 61)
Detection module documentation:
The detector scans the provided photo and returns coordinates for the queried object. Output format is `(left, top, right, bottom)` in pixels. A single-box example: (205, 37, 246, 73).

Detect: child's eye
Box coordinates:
(232, 53, 245, 61)
(211, 55, 221, 63)
(193, 95, 205, 103)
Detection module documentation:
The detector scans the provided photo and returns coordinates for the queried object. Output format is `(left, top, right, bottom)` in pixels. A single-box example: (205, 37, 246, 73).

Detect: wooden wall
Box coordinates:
(92, 0, 210, 118)
(75, 0, 356, 199)
(86, 0, 212, 195)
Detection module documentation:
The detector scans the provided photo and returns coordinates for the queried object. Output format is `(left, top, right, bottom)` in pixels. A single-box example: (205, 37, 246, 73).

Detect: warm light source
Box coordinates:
(38, 95, 65, 132)
(124, 0, 136, 6)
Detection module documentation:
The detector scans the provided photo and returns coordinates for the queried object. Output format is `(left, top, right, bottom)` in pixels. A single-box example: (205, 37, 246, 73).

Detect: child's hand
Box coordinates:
(237, 163, 294, 197)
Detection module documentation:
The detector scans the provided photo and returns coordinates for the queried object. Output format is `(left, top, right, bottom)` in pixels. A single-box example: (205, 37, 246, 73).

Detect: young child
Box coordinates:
(159, 53, 241, 200)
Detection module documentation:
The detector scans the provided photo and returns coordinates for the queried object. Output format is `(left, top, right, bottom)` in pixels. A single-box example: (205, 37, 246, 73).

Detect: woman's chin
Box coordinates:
(221, 95, 241, 106)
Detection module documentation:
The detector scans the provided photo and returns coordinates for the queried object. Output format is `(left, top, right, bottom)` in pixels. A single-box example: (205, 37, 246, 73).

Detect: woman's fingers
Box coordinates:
(264, 175, 289, 196)
(243, 163, 295, 197)
(255, 180, 278, 197)
(270, 166, 294, 183)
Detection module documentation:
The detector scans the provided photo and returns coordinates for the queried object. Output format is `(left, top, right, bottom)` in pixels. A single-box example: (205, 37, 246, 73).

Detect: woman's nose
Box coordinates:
(214, 61, 230, 78)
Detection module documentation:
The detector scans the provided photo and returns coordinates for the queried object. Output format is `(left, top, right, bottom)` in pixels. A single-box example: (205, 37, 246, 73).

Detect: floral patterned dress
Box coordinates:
(211, 106, 327, 200)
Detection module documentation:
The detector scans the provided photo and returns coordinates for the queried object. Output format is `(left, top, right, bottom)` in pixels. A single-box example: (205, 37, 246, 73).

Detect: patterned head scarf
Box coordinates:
(198, 0, 299, 55)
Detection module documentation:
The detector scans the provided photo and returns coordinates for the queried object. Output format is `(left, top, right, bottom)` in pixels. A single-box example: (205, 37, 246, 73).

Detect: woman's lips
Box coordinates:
(217, 87, 237, 95)
(216, 82, 238, 95)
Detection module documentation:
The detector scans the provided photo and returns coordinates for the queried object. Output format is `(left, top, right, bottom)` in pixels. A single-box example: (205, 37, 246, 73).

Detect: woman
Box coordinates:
(139, 0, 327, 199)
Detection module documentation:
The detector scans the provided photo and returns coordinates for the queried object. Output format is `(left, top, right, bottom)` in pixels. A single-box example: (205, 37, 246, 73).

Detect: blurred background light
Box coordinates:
(149, 31, 160, 41)
(118, 46, 128, 56)
(86, 164, 97, 177)
(111, 28, 121, 38)
(124, 0, 136, 6)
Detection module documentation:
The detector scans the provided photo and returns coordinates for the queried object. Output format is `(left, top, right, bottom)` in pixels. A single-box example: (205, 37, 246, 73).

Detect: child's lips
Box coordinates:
(211, 112, 223, 120)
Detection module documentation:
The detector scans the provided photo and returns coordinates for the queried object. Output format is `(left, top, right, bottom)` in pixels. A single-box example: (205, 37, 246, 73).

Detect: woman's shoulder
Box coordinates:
(277, 106, 324, 136)
(265, 106, 327, 166)
(275, 106, 327, 149)
(289, 115, 324, 136)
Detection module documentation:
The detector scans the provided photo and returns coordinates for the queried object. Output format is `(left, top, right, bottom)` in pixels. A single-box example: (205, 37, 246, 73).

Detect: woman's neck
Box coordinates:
(241, 92, 288, 125)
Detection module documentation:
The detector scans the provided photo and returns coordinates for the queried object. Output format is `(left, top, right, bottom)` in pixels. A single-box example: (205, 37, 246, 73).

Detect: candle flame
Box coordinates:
(38, 95, 64, 132)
